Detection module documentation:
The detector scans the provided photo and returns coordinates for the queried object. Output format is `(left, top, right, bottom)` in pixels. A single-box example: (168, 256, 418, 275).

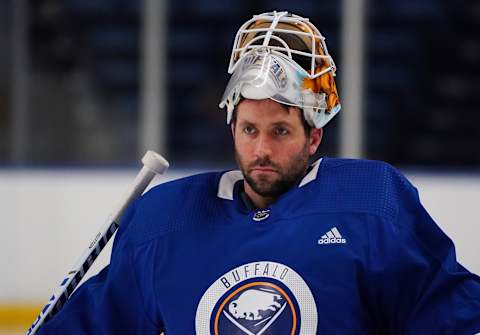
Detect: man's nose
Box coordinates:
(254, 132, 273, 158)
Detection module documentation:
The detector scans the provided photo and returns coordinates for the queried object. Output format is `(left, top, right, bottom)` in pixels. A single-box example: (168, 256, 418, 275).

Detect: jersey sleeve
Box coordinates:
(364, 167, 480, 334)
(36, 201, 163, 334)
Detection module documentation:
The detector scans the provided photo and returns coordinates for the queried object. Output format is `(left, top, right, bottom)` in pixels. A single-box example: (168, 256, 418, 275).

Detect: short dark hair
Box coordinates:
(231, 99, 313, 136)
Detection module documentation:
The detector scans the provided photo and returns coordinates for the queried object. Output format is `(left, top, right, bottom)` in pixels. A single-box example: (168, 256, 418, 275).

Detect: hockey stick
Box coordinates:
(26, 150, 169, 335)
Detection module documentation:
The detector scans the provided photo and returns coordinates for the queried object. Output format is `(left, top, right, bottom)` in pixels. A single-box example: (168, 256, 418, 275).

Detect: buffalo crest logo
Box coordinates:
(215, 282, 296, 334)
(195, 261, 318, 335)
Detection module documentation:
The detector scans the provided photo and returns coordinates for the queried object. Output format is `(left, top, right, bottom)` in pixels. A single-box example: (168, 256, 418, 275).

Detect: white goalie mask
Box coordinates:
(219, 11, 341, 129)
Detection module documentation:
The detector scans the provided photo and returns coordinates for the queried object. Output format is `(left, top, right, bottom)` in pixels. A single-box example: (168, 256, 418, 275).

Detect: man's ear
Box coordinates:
(309, 128, 323, 155)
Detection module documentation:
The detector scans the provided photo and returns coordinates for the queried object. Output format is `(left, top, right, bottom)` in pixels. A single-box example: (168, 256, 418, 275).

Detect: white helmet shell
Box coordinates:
(219, 11, 341, 128)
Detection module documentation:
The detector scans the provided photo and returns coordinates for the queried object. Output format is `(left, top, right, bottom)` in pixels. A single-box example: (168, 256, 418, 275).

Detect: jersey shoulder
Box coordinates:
(304, 157, 418, 219)
(122, 171, 224, 245)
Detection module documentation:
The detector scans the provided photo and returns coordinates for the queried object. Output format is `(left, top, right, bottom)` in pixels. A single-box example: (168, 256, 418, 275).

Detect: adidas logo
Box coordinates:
(318, 227, 347, 245)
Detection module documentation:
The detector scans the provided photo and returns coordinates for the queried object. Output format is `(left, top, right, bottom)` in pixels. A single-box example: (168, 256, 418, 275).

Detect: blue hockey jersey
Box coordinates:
(37, 158, 480, 334)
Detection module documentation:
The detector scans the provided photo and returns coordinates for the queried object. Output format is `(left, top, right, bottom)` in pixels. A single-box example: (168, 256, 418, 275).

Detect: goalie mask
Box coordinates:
(219, 11, 341, 129)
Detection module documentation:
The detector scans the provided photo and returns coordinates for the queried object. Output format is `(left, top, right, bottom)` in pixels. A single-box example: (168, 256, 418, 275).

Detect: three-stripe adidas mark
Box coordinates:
(318, 227, 347, 245)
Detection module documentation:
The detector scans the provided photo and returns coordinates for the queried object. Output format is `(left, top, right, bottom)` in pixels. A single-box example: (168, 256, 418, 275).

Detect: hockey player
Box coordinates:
(37, 11, 480, 334)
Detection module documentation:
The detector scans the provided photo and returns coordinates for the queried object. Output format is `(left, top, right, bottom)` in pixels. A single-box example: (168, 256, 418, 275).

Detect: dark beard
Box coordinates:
(235, 145, 310, 199)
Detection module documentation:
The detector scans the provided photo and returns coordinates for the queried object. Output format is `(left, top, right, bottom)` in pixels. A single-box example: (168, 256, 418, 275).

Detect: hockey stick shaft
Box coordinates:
(26, 151, 169, 335)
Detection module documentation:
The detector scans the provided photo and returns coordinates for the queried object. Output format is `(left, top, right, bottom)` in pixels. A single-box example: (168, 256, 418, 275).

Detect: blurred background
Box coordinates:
(1, 0, 479, 333)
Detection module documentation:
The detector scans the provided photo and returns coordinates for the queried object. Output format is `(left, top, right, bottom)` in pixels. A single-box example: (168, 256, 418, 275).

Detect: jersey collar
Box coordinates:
(217, 158, 323, 200)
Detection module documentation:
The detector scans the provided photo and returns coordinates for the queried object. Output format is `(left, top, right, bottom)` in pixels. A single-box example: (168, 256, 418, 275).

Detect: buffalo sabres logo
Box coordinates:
(196, 261, 317, 334)
(219, 283, 295, 334)
(228, 287, 283, 321)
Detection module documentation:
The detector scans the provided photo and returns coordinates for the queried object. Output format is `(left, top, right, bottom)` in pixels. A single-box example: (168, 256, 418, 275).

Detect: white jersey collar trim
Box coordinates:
(299, 158, 322, 187)
(217, 158, 323, 200)
(217, 170, 244, 200)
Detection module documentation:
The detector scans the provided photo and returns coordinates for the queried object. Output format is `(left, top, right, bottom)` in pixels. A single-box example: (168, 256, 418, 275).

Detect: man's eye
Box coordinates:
(275, 127, 289, 136)
(243, 126, 256, 134)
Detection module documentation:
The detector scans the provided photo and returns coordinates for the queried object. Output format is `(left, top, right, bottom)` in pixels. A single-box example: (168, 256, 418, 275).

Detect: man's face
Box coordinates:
(232, 99, 322, 199)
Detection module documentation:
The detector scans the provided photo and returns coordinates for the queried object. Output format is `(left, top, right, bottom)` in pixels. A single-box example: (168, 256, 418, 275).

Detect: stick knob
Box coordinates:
(142, 150, 169, 175)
